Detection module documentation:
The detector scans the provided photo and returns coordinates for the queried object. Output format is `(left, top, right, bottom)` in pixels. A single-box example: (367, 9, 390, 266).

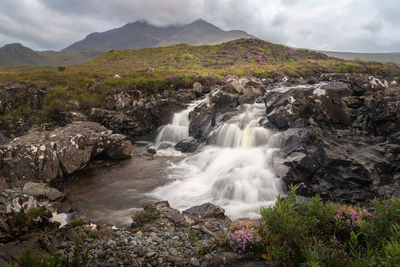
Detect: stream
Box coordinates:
(65, 92, 291, 227)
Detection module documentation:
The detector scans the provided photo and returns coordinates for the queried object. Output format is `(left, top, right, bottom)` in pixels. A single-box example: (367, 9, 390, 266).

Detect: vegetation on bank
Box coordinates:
(14, 234, 89, 267)
(224, 186, 400, 266)
(0, 38, 398, 124)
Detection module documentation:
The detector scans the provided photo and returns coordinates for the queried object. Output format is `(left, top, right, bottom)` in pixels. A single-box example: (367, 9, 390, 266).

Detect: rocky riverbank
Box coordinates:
(0, 190, 262, 266)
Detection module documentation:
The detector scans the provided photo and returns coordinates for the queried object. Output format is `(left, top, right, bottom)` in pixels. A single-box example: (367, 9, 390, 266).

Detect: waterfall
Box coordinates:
(154, 109, 192, 147)
(154, 98, 207, 149)
(151, 101, 283, 219)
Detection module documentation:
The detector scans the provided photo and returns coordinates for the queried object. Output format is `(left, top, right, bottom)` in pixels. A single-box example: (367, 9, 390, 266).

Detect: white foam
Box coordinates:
(150, 103, 283, 219)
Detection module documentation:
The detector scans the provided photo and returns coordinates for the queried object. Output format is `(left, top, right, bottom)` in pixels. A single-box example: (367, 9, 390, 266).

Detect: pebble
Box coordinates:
(150, 232, 157, 239)
(135, 231, 143, 237)
(146, 252, 156, 258)
(190, 257, 200, 266)
(106, 240, 116, 247)
(45, 201, 237, 266)
(169, 248, 178, 256)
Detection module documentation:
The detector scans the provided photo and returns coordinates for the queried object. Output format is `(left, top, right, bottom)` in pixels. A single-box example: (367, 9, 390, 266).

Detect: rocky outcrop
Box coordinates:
(189, 76, 265, 140)
(91, 89, 197, 138)
(265, 75, 400, 203)
(0, 121, 133, 188)
(0, 83, 46, 140)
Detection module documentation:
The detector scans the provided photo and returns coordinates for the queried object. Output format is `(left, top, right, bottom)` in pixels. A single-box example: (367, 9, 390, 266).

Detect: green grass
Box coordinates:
(0, 38, 398, 125)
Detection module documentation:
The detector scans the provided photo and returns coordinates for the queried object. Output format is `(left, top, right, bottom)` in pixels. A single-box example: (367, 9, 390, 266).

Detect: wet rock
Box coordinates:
(174, 137, 202, 153)
(268, 80, 400, 203)
(189, 104, 218, 140)
(23, 182, 65, 201)
(102, 135, 133, 160)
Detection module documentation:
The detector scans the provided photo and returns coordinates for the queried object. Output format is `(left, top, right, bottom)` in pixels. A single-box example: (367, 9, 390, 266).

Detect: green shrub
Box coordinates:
(225, 186, 400, 266)
(57, 66, 66, 72)
(71, 218, 85, 227)
(198, 245, 210, 256)
(131, 203, 160, 226)
(12, 207, 46, 228)
(16, 233, 89, 267)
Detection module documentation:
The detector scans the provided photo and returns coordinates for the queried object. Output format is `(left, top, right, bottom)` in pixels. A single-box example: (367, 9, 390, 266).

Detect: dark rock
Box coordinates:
(174, 137, 202, 153)
(189, 104, 218, 140)
(193, 82, 204, 97)
(183, 203, 226, 219)
(54, 202, 73, 213)
(266, 79, 400, 203)
(102, 135, 133, 160)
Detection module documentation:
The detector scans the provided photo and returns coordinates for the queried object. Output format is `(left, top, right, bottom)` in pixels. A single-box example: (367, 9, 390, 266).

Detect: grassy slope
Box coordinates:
(0, 43, 103, 67)
(0, 38, 398, 123)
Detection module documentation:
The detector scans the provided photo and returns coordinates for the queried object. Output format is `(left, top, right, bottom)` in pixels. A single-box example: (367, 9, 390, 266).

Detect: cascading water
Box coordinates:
(151, 102, 284, 219)
(154, 98, 207, 149)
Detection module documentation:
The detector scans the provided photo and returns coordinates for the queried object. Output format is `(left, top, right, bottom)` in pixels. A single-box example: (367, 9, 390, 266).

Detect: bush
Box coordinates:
(225, 186, 400, 266)
(12, 207, 46, 228)
(16, 233, 89, 267)
(131, 203, 160, 226)
(228, 220, 263, 254)
(57, 66, 66, 72)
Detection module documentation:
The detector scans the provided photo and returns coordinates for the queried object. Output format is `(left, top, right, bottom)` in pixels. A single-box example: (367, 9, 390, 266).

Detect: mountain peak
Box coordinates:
(192, 18, 207, 23)
(64, 19, 254, 51)
(3, 43, 24, 48)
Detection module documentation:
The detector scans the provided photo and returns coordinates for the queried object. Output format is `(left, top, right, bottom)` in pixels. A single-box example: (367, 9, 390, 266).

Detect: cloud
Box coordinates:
(0, 0, 399, 52)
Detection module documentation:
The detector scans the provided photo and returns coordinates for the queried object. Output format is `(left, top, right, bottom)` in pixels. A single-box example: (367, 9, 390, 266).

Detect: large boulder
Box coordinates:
(268, 81, 400, 203)
(0, 121, 133, 188)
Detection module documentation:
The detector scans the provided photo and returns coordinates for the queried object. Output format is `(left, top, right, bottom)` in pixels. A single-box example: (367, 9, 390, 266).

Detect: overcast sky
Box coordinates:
(0, 0, 399, 52)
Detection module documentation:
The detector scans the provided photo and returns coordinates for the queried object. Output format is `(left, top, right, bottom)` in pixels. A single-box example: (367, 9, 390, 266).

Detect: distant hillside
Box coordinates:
(0, 43, 103, 67)
(321, 51, 400, 64)
(85, 38, 328, 72)
(64, 19, 254, 51)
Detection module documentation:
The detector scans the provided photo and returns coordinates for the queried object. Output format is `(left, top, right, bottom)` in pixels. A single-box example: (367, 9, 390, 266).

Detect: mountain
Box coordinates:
(64, 19, 254, 51)
(0, 43, 103, 67)
(321, 51, 400, 64)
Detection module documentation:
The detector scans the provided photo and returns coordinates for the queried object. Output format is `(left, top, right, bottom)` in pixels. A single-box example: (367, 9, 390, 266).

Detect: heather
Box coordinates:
(224, 186, 400, 266)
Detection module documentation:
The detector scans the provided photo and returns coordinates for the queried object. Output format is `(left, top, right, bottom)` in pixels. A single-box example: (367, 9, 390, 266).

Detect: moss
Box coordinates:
(71, 218, 86, 227)
(26, 207, 45, 218)
(11, 207, 46, 228)
(83, 230, 98, 239)
(132, 203, 160, 226)
(188, 232, 201, 242)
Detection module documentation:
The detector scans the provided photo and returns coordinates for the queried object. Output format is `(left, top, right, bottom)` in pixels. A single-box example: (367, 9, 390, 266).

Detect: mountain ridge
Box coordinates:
(63, 18, 254, 51)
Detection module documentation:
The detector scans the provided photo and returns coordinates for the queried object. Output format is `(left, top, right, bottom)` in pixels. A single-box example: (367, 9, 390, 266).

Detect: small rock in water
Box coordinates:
(147, 148, 156, 155)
